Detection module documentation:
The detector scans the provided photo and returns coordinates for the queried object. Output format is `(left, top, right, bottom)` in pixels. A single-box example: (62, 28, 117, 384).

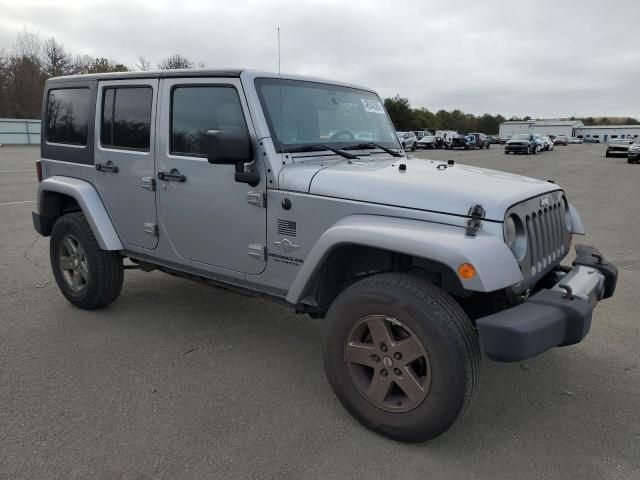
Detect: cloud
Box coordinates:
(1, 0, 639, 118)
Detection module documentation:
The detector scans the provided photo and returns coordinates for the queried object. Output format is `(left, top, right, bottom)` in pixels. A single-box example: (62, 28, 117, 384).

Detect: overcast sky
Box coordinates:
(1, 0, 639, 119)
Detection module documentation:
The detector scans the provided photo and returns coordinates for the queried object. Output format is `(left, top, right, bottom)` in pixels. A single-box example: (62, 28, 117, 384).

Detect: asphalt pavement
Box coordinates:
(1, 144, 639, 479)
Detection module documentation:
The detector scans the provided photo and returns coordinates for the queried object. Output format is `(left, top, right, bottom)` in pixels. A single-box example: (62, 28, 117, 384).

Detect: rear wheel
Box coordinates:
(50, 212, 124, 309)
(323, 273, 481, 443)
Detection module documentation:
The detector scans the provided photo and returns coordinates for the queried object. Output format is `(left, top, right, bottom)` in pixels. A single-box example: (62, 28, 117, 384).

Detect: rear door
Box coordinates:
(95, 79, 159, 249)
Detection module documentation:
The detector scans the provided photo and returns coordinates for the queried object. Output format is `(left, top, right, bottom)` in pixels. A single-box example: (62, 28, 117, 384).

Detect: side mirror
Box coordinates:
(206, 130, 252, 164)
(206, 130, 259, 186)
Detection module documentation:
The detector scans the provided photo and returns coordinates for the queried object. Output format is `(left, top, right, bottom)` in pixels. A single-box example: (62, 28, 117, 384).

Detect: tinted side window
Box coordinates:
(171, 86, 246, 156)
(101, 87, 152, 151)
(46, 88, 91, 145)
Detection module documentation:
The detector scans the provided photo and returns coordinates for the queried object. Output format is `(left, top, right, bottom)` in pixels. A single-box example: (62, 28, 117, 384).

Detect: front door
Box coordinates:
(95, 79, 159, 249)
(156, 78, 266, 275)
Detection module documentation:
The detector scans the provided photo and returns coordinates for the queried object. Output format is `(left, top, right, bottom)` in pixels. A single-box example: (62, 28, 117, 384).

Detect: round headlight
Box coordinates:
(505, 214, 527, 261)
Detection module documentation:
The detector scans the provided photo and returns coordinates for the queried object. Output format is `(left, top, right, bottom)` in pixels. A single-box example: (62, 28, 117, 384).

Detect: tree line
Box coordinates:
(0, 29, 201, 119)
(2, 29, 638, 129)
(383, 96, 639, 135)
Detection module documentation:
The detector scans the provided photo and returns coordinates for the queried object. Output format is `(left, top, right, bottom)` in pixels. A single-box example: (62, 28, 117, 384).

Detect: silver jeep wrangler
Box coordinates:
(33, 69, 618, 442)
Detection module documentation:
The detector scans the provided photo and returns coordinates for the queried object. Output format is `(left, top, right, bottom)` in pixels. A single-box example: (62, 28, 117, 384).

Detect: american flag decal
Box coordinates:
(277, 219, 297, 237)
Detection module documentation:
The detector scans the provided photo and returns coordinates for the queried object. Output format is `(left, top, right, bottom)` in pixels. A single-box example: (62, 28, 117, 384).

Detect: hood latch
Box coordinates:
(465, 204, 486, 236)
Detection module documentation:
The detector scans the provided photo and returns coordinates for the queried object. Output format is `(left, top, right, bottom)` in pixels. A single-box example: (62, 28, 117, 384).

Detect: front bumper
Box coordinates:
(607, 149, 628, 156)
(476, 245, 618, 362)
(505, 144, 528, 152)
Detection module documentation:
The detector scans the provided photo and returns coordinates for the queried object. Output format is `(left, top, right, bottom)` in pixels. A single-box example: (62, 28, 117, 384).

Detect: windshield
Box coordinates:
(255, 78, 399, 152)
(512, 134, 530, 140)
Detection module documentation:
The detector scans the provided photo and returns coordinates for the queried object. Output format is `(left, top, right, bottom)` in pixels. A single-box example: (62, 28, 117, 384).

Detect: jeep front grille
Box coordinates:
(506, 191, 570, 291)
(524, 202, 565, 275)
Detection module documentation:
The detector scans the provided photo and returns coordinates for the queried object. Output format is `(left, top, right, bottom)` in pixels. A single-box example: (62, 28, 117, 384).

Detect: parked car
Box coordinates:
(627, 141, 640, 164)
(468, 132, 490, 149)
(32, 69, 618, 444)
(498, 135, 512, 144)
(417, 133, 437, 149)
(489, 136, 500, 144)
(541, 136, 554, 151)
(435, 130, 458, 146)
(505, 133, 538, 154)
(583, 137, 599, 143)
(533, 134, 544, 153)
(569, 137, 583, 144)
(606, 139, 633, 157)
(450, 134, 476, 150)
(553, 135, 569, 146)
(397, 131, 417, 151)
(413, 130, 430, 140)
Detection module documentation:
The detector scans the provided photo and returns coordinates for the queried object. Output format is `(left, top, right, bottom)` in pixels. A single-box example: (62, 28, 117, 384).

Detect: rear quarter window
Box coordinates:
(46, 88, 91, 145)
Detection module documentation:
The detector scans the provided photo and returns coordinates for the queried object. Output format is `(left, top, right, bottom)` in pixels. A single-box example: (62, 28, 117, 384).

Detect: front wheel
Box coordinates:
(50, 212, 124, 309)
(323, 273, 481, 443)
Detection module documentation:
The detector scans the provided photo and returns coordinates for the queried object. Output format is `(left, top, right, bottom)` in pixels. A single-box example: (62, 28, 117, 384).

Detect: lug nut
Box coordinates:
(372, 354, 380, 362)
(394, 368, 402, 376)
(381, 369, 388, 377)
(394, 352, 402, 360)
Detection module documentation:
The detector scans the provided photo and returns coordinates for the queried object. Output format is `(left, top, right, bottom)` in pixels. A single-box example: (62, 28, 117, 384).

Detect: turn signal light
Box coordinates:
(457, 263, 476, 280)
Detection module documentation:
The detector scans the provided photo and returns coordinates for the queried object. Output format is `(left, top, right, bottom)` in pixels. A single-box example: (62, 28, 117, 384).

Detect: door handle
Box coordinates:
(95, 162, 119, 173)
(157, 170, 186, 182)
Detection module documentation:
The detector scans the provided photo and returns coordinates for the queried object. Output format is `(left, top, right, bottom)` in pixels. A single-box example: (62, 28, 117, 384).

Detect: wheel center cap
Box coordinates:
(382, 356, 393, 368)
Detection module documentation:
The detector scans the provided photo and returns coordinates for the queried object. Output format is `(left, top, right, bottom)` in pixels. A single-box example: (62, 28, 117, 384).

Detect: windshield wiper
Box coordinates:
(344, 143, 404, 157)
(282, 144, 359, 160)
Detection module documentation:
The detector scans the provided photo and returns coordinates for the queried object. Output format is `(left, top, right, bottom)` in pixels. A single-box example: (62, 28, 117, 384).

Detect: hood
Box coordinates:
(282, 155, 560, 221)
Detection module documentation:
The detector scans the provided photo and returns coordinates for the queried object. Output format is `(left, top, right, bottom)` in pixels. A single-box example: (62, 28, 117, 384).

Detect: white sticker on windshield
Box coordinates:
(361, 98, 385, 115)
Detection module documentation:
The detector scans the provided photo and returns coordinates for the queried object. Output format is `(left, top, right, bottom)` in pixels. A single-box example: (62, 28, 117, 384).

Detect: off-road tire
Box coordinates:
(323, 273, 481, 443)
(50, 212, 124, 309)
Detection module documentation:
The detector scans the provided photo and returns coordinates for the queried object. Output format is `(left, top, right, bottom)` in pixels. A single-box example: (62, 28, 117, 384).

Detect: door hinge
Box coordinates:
(144, 222, 158, 237)
(141, 177, 156, 191)
(247, 190, 266, 208)
(248, 244, 266, 261)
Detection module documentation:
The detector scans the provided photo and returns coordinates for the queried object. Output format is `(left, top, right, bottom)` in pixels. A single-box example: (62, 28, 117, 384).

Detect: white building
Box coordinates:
(499, 119, 640, 142)
(575, 125, 640, 142)
(499, 120, 583, 138)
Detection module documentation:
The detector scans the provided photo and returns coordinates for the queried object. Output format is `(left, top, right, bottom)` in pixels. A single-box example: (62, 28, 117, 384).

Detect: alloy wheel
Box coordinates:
(344, 315, 431, 412)
(58, 234, 89, 291)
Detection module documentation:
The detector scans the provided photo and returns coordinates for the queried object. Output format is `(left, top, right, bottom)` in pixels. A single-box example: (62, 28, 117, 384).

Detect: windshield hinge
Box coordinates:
(465, 204, 485, 236)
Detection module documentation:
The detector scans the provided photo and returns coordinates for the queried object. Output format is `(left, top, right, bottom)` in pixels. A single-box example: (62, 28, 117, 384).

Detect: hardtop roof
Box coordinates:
(47, 68, 244, 83)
